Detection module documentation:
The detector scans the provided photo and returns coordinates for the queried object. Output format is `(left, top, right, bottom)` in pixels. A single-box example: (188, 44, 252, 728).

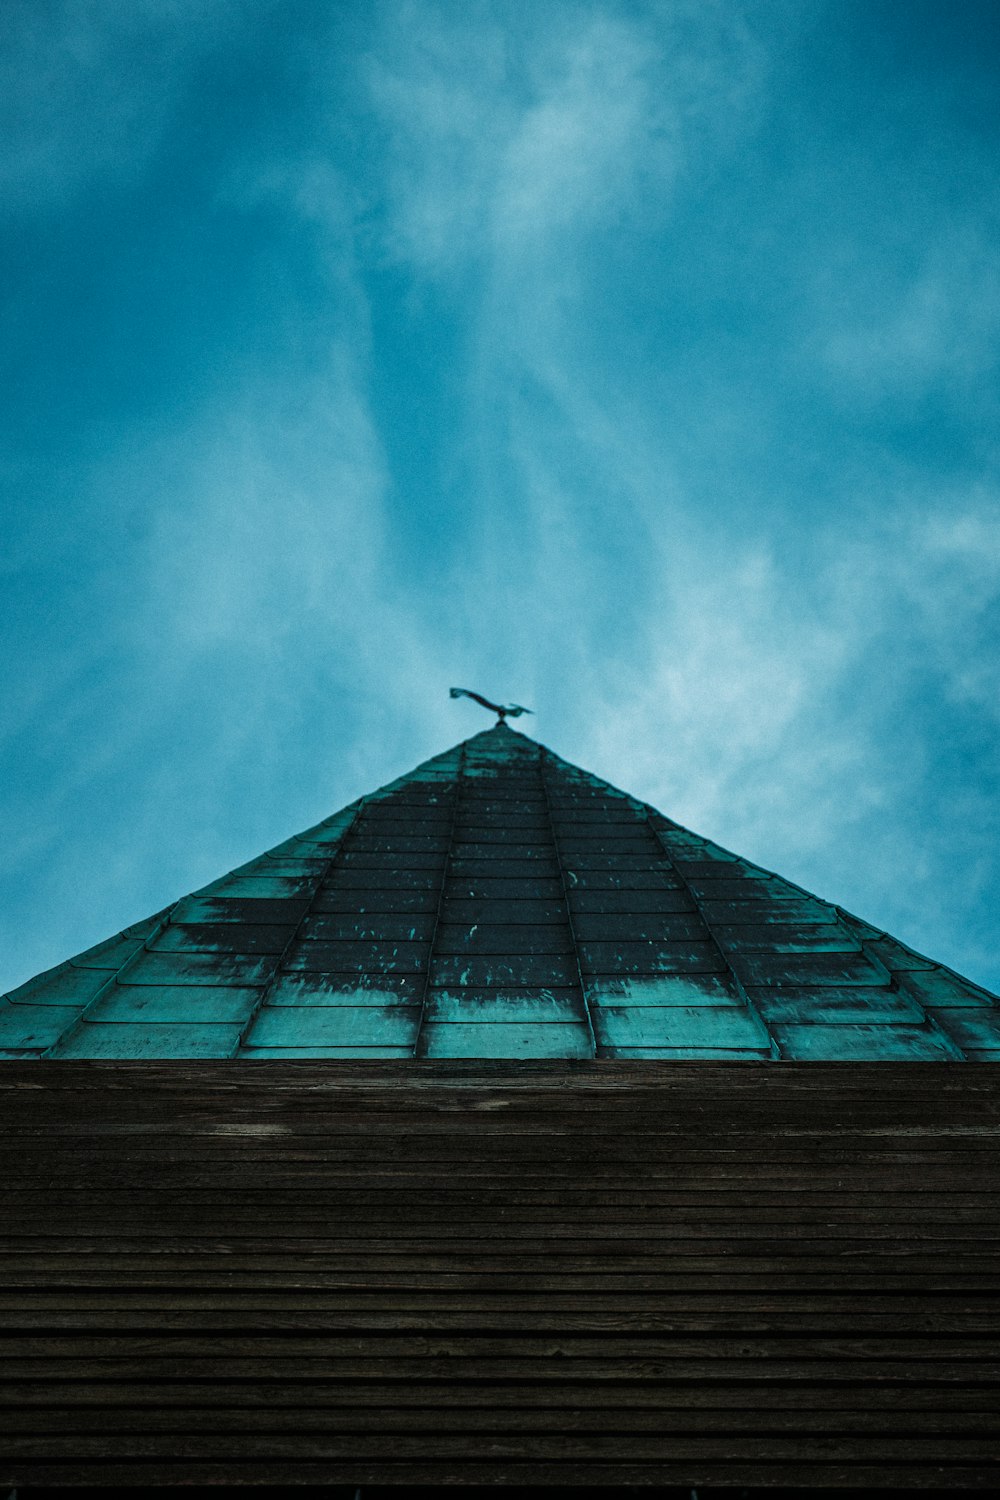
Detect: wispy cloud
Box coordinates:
(365, 0, 768, 275)
(2, 0, 999, 997)
(820, 219, 1000, 398)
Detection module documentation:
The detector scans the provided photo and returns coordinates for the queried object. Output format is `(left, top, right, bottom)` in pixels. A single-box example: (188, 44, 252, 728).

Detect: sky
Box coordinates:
(2, 0, 1000, 995)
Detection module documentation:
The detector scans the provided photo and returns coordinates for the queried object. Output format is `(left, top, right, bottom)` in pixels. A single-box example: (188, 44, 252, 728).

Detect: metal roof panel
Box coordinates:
(3, 724, 997, 1059)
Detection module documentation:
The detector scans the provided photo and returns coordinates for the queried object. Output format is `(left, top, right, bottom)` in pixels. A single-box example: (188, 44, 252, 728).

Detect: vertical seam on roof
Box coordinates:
(644, 812, 779, 1062)
(414, 740, 466, 1058)
(38, 907, 181, 1059)
(236, 802, 367, 1056)
(540, 748, 598, 1060)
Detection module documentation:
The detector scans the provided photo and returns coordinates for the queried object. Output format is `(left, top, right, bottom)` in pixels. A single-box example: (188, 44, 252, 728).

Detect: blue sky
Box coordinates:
(3, 0, 1000, 994)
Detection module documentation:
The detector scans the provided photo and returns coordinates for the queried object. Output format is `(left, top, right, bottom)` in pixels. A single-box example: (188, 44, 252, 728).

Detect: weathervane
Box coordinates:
(450, 687, 534, 727)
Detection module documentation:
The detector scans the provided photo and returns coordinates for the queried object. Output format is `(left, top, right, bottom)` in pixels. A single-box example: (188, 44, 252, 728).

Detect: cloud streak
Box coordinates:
(2, 0, 999, 998)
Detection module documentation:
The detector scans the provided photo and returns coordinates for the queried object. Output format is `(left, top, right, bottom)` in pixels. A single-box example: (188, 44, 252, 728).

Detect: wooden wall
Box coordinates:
(1, 1061, 998, 1489)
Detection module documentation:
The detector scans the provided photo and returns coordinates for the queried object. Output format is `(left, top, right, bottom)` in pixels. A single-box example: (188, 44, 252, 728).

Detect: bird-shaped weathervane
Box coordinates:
(450, 687, 534, 727)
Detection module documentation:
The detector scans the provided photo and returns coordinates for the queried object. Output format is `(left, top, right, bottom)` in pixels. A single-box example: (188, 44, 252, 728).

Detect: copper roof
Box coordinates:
(2, 723, 998, 1059)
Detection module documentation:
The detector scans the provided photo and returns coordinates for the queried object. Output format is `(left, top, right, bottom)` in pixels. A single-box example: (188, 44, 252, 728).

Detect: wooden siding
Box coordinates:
(1, 1061, 999, 1488)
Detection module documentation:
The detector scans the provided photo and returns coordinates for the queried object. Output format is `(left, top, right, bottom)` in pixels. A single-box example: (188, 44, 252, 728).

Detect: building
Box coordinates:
(2, 723, 999, 1490)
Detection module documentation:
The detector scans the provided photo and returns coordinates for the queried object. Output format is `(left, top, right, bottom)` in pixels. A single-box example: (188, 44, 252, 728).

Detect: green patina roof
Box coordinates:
(3, 724, 998, 1060)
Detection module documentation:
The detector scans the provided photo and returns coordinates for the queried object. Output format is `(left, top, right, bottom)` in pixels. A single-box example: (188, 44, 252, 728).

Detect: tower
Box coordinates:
(2, 724, 999, 1491)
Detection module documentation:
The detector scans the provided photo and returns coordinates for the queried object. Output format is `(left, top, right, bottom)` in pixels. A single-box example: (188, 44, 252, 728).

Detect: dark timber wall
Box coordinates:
(1, 1061, 999, 1489)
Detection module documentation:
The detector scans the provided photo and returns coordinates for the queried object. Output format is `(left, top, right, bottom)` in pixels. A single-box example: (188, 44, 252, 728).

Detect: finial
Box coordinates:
(450, 687, 534, 728)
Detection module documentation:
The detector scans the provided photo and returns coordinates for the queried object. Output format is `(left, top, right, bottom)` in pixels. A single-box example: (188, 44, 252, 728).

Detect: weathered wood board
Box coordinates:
(1, 1060, 998, 1488)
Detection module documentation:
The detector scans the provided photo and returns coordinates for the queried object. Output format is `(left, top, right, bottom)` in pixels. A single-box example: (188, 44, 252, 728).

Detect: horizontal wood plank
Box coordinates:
(1, 1060, 998, 1488)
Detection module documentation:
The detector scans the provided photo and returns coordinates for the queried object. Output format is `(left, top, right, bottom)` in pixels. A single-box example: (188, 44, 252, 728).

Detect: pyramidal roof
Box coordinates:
(3, 724, 998, 1061)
